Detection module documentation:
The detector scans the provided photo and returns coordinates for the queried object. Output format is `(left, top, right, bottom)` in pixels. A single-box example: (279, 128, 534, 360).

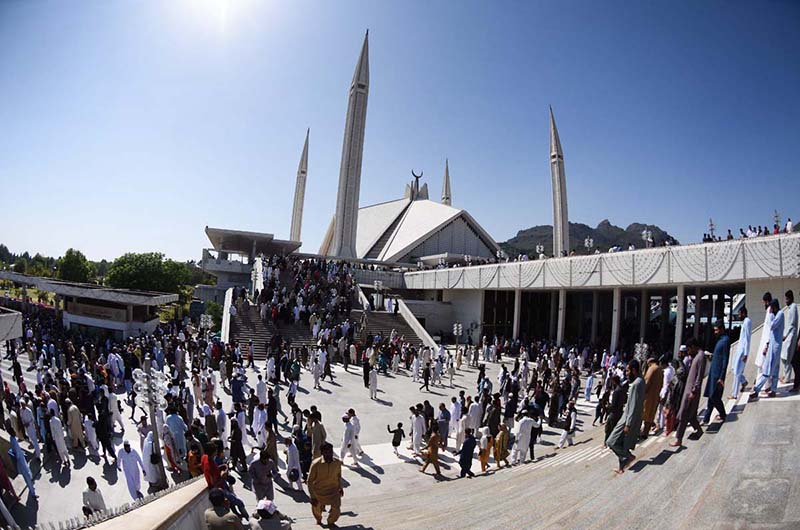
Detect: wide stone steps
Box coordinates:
(351, 309, 425, 347)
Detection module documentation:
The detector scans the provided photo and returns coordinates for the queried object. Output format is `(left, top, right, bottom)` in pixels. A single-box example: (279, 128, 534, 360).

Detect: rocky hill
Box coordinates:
(501, 220, 678, 256)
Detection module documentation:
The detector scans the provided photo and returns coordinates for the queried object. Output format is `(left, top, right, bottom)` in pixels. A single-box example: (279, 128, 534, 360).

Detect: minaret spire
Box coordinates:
(290, 128, 309, 242)
(549, 106, 569, 256)
(331, 31, 369, 258)
(441, 158, 452, 206)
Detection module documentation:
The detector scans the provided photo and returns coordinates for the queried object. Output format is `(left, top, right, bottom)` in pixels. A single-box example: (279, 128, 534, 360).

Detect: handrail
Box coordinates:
(396, 297, 438, 349)
(221, 287, 233, 343)
(355, 284, 371, 311)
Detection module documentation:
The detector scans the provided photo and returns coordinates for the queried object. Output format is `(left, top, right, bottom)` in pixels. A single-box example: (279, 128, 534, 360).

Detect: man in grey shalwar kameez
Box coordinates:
(606, 359, 645, 474)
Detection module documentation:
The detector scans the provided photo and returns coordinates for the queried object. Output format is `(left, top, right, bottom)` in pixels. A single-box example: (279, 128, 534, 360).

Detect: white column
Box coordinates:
(610, 288, 622, 353)
(673, 285, 686, 358)
(556, 289, 567, 346)
(639, 289, 648, 343)
(512, 289, 521, 340)
(693, 286, 701, 339)
(590, 291, 599, 343)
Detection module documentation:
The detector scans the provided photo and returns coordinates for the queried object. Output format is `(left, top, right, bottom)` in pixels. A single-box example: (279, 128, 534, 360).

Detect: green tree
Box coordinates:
(206, 301, 222, 331)
(106, 252, 191, 293)
(57, 248, 93, 283)
(12, 259, 27, 274)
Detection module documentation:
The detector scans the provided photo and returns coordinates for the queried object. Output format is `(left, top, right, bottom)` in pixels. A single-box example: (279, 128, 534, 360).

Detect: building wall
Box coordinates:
(443, 289, 484, 342)
(63, 312, 160, 339)
(404, 300, 453, 338)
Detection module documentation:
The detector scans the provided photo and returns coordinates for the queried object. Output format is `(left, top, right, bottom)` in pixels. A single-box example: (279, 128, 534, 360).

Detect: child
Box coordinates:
(593, 390, 608, 426)
(387, 422, 405, 456)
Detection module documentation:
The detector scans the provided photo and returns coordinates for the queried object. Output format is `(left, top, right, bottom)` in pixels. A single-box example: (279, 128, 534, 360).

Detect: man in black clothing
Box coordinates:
(604, 375, 625, 446)
(419, 363, 431, 392)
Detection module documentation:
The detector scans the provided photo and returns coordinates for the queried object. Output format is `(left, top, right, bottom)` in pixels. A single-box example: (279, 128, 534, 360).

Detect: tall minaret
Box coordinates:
(441, 158, 452, 206)
(330, 31, 370, 258)
(549, 106, 569, 256)
(290, 128, 309, 242)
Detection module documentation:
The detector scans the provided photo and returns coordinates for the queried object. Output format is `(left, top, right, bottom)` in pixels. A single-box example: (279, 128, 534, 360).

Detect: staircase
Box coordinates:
(229, 306, 275, 359)
(352, 309, 427, 347)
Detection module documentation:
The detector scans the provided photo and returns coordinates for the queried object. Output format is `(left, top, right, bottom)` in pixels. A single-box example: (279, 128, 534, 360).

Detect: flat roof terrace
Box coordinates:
(0, 272, 179, 306)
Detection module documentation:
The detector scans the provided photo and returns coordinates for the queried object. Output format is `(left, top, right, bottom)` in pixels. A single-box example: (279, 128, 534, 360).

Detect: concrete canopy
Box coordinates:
(205, 226, 301, 257)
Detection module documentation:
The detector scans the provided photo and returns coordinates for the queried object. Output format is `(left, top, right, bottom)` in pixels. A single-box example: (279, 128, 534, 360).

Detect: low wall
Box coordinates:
(91, 479, 209, 530)
(0, 307, 23, 342)
(397, 298, 438, 349)
(221, 287, 233, 344)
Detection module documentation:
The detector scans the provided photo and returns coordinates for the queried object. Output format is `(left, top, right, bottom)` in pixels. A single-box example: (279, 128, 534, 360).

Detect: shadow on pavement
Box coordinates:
(629, 446, 684, 473)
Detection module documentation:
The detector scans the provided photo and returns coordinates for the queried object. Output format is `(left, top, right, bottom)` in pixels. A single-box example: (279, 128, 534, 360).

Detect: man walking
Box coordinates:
(780, 290, 798, 384)
(607, 360, 644, 474)
(750, 299, 784, 399)
(308, 443, 343, 527)
(640, 357, 663, 438)
(731, 307, 751, 399)
(703, 321, 729, 424)
(671, 338, 706, 447)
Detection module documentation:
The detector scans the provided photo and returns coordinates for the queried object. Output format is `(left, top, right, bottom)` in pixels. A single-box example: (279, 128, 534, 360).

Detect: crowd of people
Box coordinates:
(707, 217, 794, 243)
(1, 267, 798, 529)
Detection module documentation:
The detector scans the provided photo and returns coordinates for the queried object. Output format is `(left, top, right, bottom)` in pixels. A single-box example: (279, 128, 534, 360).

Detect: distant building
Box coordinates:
(0, 272, 178, 340)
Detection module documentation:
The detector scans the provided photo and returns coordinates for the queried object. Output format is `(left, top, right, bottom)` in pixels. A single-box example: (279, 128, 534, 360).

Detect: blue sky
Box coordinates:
(1, 1, 798, 261)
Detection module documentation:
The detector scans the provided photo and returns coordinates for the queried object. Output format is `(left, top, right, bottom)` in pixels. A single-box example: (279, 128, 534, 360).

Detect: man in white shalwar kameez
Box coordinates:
(215, 402, 228, 449)
(411, 355, 420, 383)
(107, 391, 125, 434)
(369, 367, 378, 400)
(731, 308, 751, 399)
(339, 415, 359, 467)
(411, 410, 425, 456)
(780, 291, 798, 383)
(285, 437, 302, 490)
(19, 401, 40, 460)
(467, 400, 482, 432)
(751, 299, 784, 398)
(512, 413, 535, 465)
(49, 411, 70, 467)
(84, 416, 99, 458)
(141, 432, 162, 489)
(348, 410, 364, 456)
(252, 404, 268, 449)
(117, 440, 146, 499)
(448, 398, 462, 440)
(755, 293, 774, 371)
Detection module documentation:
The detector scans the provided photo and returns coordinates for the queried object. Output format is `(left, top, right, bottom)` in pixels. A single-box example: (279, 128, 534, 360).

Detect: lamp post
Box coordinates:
(453, 321, 463, 351)
(584, 237, 594, 254)
(641, 228, 653, 248)
(133, 354, 169, 491)
(774, 209, 781, 229)
(200, 313, 213, 340)
(708, 218, 716, 240)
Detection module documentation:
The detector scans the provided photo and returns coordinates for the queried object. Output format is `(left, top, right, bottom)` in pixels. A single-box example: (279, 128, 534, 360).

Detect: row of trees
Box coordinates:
(1, 244, 214, 294)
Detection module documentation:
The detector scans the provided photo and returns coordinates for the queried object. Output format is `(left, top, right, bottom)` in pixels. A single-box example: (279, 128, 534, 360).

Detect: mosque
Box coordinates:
(199, 31, 799, 359)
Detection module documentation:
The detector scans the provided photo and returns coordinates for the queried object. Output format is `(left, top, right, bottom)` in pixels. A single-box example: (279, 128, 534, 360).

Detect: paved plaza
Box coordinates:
(4, 336, 800, 529)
